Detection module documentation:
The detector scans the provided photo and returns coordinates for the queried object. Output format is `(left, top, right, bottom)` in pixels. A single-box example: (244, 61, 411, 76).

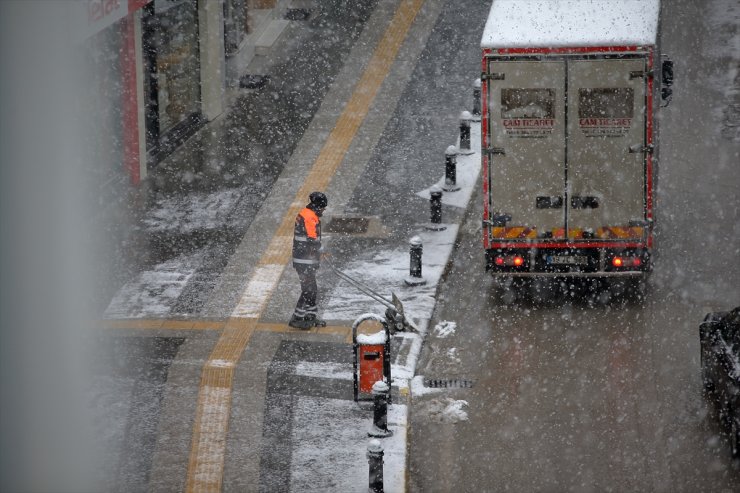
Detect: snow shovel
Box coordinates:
(325, 258, 418, 333)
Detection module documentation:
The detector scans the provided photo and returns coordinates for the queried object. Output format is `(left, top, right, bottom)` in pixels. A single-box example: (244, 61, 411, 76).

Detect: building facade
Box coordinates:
(77, 0, 284, 188)
(78, 0, 227, 188)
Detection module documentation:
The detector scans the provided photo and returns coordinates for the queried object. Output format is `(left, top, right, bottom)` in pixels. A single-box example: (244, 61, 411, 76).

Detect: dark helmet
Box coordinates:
(309, 191, 328, 209)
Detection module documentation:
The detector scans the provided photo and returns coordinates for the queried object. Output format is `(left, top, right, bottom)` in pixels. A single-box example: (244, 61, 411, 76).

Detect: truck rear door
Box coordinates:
(567, 58, 647, 238)
(486, 60, 565, 240)
(485, 56, 649, 242)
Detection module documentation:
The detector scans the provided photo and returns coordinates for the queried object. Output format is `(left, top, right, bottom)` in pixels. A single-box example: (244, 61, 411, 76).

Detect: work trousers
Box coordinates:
(293, 264, 318, 319)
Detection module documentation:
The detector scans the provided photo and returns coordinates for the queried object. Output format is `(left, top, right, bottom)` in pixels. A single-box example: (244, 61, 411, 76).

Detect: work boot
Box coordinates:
(289, 315, 311, 330)
(304, 315, 327, 328)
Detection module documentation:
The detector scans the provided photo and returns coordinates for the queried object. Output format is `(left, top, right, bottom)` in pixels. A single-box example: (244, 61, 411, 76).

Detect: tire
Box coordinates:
(731, 414, 740, 458)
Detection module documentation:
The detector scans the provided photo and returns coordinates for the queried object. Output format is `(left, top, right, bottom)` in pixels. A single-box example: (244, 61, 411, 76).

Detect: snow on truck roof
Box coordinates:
(481, 0, 660, 49)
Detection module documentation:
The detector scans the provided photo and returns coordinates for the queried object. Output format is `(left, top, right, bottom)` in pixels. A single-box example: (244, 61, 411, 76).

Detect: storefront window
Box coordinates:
(224, 0, 248, 55)
(84, 23, 126, 191)
(144, 0, 201, 137)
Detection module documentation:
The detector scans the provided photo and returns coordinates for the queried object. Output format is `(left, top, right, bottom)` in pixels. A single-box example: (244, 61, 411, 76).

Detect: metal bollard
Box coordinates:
(424, 185, 446, 232)
(368, 380, 392, 437)
(458, 110, 474, 155)
(472, 78, 481, 121)
(443, 145, 460, 192)
(409, 236, 423, 278)
(367, 439, 384, 493)
(405, 236, 427, 286)
(430, 185, 443, 224)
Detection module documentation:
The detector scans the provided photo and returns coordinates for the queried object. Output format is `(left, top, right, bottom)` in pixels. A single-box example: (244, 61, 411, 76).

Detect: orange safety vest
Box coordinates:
(292, 207, 321, 266)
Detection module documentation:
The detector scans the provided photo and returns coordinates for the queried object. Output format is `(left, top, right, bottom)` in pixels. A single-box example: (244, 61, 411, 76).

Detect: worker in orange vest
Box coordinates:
(289, 192, 328, 329)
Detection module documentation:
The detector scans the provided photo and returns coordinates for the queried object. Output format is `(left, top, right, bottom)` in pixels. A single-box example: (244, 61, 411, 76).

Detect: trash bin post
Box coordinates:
(353, 314, 392, 402)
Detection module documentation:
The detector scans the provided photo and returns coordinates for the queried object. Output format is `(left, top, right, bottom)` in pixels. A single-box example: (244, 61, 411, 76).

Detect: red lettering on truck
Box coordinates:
(503, 119, 555, 127)
(579, 118, 632, 127)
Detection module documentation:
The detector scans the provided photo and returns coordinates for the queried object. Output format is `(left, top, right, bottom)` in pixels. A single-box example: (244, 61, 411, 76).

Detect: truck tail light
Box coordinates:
(494, 254, 526, 268)
(611, 256, 642, 268)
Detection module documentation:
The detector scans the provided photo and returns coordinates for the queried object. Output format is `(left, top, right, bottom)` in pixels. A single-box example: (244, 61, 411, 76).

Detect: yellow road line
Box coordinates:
(100, 319, 167, 329)
(185, 1, 425, 490)
(99, 319, 225, 330)
(100, 319, 352, 341)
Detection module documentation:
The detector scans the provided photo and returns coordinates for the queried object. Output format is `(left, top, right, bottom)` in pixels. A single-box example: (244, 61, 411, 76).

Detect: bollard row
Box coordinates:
(366, 380, 391, 491)
(413, 78, 480, 286)
(361, 78, 483, 492)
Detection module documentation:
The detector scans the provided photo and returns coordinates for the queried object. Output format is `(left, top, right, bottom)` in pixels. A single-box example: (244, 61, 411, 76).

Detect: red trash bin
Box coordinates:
(353, 314, 391, 402)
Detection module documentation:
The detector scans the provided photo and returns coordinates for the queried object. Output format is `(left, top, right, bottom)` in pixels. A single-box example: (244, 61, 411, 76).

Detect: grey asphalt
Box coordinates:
(93, 0, 489, 490)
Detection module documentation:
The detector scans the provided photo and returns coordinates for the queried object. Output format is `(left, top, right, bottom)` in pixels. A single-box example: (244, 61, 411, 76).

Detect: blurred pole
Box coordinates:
(1, 1, 98, 491)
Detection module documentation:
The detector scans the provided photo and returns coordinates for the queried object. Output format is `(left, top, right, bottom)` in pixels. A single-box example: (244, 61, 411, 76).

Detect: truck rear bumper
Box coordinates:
(490, 271, 647, 278)
(485, 246, 652, 277)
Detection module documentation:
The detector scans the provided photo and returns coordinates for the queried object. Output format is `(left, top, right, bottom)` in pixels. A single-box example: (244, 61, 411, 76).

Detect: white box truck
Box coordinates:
(481, 0, 673, 284)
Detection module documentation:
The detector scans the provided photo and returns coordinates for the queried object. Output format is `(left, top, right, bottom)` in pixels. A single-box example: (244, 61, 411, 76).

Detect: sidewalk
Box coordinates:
(97, 0, 490, 490)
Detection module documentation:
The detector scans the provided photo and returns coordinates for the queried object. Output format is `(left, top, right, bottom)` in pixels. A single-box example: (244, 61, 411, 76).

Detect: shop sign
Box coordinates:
(73, 0, 127, 39)
(73, 0, 153, 41)
(87, 0, 124, 24)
